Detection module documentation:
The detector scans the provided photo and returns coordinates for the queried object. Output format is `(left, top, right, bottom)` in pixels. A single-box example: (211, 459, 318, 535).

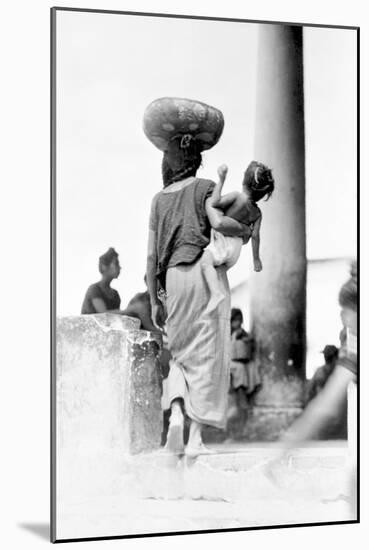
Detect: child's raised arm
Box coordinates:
(251, 214, 262, 272)
(209, 164, 228, 208)
(209, 164, 242, 215)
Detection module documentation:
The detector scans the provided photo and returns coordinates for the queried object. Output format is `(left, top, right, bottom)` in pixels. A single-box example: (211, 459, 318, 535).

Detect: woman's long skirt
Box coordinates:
(162, 260, 231, 430)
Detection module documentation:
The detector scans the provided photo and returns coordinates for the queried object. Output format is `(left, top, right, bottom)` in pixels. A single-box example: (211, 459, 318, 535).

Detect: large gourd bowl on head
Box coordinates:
(143, 97, 224, 152)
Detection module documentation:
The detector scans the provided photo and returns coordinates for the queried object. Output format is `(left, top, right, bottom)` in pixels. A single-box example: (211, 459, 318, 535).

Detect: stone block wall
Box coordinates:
(55, 314, 162, 500)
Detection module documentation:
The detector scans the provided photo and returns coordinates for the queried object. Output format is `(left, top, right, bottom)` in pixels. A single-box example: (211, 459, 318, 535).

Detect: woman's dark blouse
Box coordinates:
(81, 282, 121, 314)
(149, 178, 215, 285)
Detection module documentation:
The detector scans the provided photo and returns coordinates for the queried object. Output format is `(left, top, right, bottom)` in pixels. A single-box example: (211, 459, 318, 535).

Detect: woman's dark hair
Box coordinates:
(338, 260, 357, 311)
(231, 307, 243, 323)
(99, 247, 118, 274)
(162, 134, 202, 187)
(243, 160, 275, 202)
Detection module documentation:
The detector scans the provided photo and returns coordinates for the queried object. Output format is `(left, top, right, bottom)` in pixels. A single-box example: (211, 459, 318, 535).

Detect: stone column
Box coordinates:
(246, 24, 307, 440)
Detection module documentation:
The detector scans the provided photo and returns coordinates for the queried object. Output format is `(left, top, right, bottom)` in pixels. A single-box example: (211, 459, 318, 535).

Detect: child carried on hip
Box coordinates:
(202, 161, 275, 310)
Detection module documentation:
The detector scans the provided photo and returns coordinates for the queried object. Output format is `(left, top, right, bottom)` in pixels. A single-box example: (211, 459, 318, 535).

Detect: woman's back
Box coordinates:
(150, 177, 215, 282)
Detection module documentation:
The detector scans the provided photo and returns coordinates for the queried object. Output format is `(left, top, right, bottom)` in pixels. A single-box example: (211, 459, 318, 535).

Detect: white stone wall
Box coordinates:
(55, 313, 162, 508)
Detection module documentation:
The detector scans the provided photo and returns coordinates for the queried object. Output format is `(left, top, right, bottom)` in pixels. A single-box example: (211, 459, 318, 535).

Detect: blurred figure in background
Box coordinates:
(305, 345, 339, 404)
(266, 260, 357, 516)
(305, 344, 347, 438)
(230, 308, 252, 400)
(123, 278, 175, 446)
(123, 275, 160, 333)
(227, 308, 260, 438)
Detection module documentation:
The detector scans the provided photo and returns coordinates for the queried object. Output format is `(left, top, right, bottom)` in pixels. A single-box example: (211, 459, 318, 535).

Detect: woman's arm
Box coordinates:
(215, 191, 241, 210)
(146, 229, 159, 306)
(205, 197, 252, 241)
(146, 228, 165, 329)
(136, 304, 160, 333)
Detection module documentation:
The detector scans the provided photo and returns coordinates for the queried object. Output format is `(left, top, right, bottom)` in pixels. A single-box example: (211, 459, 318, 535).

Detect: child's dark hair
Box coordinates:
(338, 260, 357, 311)
(98, 247, 118, 274)
(231, 307, 243, 323)
(243, 160, 275, 202)
(162, 134, 202, 187)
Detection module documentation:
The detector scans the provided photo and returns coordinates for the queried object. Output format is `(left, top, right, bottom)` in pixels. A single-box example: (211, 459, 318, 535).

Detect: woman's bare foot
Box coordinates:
(185, 442, 215, 458)
(185, 420, 214, 458)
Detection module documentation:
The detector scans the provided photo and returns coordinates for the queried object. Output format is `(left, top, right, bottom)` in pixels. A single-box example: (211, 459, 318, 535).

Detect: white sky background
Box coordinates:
(56, 11, 357, 316)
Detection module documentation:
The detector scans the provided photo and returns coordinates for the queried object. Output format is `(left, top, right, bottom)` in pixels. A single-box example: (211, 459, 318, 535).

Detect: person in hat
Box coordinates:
(81, 248, 122, 314)
(201, 162, 274, 310)
(145, 99, 252, 457)
(305, 345, 339, 404)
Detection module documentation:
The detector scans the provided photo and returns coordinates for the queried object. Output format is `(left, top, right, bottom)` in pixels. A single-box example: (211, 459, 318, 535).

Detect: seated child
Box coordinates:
(202, 161, 275, 309)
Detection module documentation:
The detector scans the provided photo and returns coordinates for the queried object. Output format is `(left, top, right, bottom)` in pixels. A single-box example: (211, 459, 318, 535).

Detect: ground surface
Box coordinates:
(57, 441, 355, 540)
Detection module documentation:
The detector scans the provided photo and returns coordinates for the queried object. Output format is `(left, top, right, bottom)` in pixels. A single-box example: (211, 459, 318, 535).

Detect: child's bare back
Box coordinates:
(212, 164, 261, 232)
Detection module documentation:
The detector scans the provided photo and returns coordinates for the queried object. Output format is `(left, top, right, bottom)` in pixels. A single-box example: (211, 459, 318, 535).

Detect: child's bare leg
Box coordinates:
(201, 250, 224, 311)
(209, 164, 228, 207)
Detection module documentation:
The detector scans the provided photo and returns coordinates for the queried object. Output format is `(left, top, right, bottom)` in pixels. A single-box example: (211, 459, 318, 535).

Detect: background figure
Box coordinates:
(227, 308, 260, 439)
(266, 261, 357, 516)
(305, 344, 347, 438)
(123, 275, 160, 333)
(81, 248, 121, 314)
(305, 345, 339, 403)
(123, 277, 176, 446)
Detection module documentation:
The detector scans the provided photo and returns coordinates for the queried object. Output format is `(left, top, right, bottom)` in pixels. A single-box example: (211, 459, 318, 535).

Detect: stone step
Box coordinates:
(122, 442, 350, 504)
(133, 441, 348, 472)
(57, 442, 354, 540)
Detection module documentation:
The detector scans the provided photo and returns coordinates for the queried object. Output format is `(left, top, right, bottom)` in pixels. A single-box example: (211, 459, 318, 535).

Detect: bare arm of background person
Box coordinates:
(281, 365, 356, 449)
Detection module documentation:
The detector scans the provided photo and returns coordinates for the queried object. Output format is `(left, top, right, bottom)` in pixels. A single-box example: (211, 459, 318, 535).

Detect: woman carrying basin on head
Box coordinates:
(144, 97, 251, 457)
